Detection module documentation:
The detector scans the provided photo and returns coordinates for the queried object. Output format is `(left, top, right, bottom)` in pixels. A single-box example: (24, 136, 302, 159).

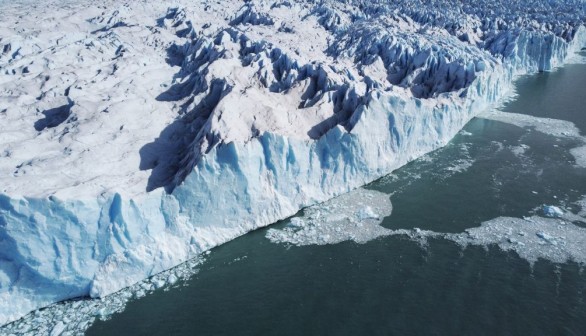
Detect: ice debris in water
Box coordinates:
(267, 189, 586, 267)
(570, 145, 586, 167)
(266, 188, 393, 245)
(479, 110, 586, 168)
(356, 206, 380, 220)
(445, 159, 474, 174)
(510, 144, 530, 157)
(0, 257, 204, 336)
(447, 215, 586, 265)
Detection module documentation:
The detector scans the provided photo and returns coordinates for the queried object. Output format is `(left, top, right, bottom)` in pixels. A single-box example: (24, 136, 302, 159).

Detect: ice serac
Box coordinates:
(0, 0, 585, 325)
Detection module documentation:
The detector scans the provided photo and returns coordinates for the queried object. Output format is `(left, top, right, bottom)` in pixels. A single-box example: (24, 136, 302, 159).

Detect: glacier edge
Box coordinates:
(1, 1, 586, 326)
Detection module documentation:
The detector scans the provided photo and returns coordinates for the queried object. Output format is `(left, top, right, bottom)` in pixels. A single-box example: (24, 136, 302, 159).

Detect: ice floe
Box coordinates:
(267, 189, 586, 267)
(266, 188, 393, 245)
(447, 216, 586, 265)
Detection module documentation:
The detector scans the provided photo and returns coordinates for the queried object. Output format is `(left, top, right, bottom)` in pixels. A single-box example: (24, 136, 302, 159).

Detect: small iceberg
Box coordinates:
(542, 205, 564, 218)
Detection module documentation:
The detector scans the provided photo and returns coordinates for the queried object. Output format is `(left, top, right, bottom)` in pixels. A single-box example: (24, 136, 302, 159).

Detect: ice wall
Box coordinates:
(0, 0, 585, 326)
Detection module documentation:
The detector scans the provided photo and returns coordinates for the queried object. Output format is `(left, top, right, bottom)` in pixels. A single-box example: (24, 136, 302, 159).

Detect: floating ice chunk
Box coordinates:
(510, 144, 530, 156)
(356, 206, 379, 220)
(288, 217, 307, 228)
(49, 322, 65, 336)
(570, 145, 586, 168)
(536, 231, 553, 241)
(167, 274, 178, 286)
(542, 205, 564, 218)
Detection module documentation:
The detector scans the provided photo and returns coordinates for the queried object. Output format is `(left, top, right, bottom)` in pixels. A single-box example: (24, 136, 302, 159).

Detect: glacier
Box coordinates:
(0, 0, 585, 326)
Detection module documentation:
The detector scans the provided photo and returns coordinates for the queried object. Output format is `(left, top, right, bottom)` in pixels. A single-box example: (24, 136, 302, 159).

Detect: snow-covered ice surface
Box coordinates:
(1, 0, 585, 326)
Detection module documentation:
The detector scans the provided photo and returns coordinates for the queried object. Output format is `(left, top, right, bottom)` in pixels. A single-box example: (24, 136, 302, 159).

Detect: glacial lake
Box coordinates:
(83, 58, 586, 336)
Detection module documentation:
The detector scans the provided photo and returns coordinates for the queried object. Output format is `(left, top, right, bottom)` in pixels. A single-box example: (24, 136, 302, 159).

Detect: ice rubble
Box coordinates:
(266, 188, 393, 245)
(0, 0, 585, 325)
(266, 189, 586, 266)
(447, 215, 586, 266)
(0, 256, 205, 336)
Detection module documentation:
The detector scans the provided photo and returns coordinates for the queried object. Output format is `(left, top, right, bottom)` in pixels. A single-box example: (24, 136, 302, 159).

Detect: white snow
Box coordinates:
(1, 0, 585, 326)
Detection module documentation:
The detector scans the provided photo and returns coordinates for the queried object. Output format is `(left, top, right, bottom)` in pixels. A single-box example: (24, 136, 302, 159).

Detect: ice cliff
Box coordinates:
(1, 0, 585, 325)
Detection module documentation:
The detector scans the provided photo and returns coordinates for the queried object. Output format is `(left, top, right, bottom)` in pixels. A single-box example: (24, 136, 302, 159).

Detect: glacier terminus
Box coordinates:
(0, 0, 585, 327)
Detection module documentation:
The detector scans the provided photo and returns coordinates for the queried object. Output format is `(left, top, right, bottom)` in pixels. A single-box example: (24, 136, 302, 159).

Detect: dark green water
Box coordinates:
(87, 61, 586, 336)
(506, 58, 586, 135)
